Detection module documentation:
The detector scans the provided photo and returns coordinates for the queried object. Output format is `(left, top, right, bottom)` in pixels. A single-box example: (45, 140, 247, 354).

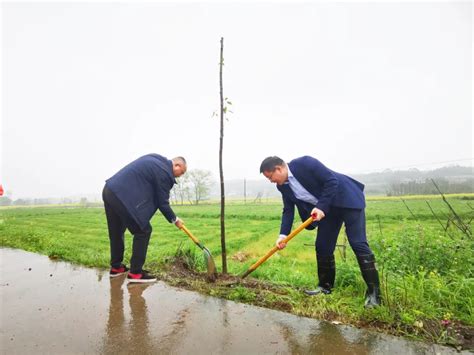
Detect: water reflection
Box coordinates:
(152, 303, 192, 353)
(128, 283, 155, 354)
(103, 276, 126, 352)
(102, 276, 156, 354)
(3, 248, 460, 355)
(276, 316, 440, 355)
(280, 321, 369, 355)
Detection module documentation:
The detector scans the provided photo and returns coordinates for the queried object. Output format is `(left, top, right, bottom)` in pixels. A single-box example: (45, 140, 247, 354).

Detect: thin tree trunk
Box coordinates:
(219, 37, 227, 273)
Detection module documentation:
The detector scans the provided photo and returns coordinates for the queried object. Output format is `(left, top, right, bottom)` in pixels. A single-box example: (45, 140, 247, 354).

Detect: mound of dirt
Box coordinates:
(231, 251, 250, 262)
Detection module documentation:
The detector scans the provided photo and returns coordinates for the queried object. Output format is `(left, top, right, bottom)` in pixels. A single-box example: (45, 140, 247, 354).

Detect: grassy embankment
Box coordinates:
(0, 195, 473, 349)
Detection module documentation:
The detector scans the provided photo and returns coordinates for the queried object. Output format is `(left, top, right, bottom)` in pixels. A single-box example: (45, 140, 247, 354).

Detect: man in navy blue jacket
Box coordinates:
(260, 156, 381, 307)
(102, 154, 187, 283)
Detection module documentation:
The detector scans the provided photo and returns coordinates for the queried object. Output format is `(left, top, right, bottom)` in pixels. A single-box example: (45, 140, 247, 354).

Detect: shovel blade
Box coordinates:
(202, 247, 218, 282)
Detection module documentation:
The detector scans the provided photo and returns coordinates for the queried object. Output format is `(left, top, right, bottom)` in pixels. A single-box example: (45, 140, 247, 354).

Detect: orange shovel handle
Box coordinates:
(181, 225, 203, 248)
(241, 217, 314, 279)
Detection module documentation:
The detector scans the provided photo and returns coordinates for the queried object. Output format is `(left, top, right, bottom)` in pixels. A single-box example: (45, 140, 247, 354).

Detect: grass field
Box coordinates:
(1, 194, 473, 348)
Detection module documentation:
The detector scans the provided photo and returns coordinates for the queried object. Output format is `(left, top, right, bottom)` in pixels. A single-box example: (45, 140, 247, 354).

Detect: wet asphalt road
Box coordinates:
(0, 248, 466, 354)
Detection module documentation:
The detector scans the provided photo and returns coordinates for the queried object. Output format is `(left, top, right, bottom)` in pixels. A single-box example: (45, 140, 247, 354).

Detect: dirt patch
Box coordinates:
(231, 251, 250, 262)
(457, 323, 474, 350)
(161, 258, 289, 293)
(321, 310, 339, 322)
(162, 256, 204, 279)
(270, 300, 293, 312)
(439, 321, 474, 350)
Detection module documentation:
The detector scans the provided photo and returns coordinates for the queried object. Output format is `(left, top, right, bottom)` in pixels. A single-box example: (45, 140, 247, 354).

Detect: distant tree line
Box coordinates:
(171, 169, 214, 205)
(1, 166, 470, 205)
(0, 197, 57, 206)
(386, 178, 474, 196)
(354, 165, 473, 184)
(0, 169, 214, 207)
(0, 197, 96, 207)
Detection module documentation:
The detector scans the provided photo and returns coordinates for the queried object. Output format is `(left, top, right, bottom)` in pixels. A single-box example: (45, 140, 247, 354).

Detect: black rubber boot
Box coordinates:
(304, 254, 335, 296)
(356, 254, 382, 307)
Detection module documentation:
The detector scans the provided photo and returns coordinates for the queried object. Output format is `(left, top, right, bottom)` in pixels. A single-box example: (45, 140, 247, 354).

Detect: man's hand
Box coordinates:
(311, 207, 325, 221)
(275, 235, 287, 250)
(174, 217, 184, 229)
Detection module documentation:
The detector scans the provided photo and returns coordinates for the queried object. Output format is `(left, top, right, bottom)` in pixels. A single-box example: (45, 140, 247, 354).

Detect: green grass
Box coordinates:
(1, 195, 473, 348)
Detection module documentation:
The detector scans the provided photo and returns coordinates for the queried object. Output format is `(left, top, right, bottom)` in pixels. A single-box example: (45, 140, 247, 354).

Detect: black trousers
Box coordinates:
(102, 186, 152, 274)
(315, 207, 372, 256)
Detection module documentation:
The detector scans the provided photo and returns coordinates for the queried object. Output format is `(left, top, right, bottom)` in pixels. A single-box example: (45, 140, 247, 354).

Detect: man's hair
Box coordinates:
(172, 156, 187, 165)
(260, 156, 284, 173)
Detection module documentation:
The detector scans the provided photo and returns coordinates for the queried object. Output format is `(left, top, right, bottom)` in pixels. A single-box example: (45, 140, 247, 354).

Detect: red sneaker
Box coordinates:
(109, 264, 129, 278)
(127, 271, 157, 283)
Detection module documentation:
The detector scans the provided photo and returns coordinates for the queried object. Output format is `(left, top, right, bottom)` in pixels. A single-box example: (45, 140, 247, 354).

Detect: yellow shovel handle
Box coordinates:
(181, 225, 202, 246)
(242, 216, 314, 278)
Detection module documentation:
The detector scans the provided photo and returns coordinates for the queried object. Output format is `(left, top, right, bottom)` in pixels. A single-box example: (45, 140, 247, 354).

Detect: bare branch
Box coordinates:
(401, 198, 418, 222)
(431, 179, 472, 239)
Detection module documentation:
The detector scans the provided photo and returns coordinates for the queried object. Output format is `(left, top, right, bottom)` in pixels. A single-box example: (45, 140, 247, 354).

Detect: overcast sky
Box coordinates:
(1, 1, 472, 199)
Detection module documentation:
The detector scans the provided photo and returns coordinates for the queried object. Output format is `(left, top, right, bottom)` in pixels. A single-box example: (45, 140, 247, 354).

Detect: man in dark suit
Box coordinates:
(102, 154, 187, 283)
(260, 155, 381, 307)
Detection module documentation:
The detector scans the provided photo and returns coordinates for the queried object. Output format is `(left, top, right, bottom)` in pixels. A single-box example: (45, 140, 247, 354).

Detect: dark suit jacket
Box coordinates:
(277, 156, 365, 235)
(105, 154, 177, 230)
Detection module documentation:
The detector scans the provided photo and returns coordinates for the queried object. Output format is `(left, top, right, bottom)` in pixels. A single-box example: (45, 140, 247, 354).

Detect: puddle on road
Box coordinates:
(0, 248, 464, 354)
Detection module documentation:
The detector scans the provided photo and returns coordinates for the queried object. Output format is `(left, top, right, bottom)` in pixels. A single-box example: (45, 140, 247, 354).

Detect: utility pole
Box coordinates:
(244, 178, 247, 204)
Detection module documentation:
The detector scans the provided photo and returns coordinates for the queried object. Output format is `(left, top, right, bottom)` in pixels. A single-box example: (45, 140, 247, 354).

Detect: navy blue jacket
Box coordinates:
(105, 154, 177, 230)
(277, 156, 365, 235)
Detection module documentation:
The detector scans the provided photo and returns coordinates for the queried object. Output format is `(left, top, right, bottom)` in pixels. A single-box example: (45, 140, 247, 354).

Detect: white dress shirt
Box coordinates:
(287, 166, 318, 206)
(278, 166, 318, 238)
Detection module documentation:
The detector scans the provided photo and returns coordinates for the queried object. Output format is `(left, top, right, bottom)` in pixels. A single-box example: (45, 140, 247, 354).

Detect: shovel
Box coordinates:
(180, 225, 218, 282)
(240, 216, 315, 279)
